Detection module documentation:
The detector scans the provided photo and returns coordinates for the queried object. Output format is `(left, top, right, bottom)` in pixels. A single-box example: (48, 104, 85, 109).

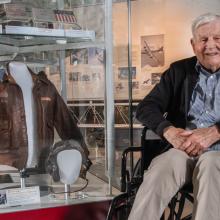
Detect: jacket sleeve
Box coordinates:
(53, 87, 89, 156)
(136, 64, 176, 137)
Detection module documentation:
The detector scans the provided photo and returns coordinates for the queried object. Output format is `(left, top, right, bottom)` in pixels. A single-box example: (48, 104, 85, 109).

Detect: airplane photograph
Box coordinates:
(141, 34, 164, 68)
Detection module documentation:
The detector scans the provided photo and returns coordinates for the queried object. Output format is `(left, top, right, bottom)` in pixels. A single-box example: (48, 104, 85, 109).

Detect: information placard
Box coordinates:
(0, 186, 41, 207)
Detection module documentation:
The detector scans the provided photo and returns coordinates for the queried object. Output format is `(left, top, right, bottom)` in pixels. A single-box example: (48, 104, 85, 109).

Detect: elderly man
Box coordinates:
(128, 13, 220, 220)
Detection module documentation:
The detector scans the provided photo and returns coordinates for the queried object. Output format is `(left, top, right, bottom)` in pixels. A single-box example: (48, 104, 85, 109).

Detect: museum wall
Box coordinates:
(113, 0, 220, 100)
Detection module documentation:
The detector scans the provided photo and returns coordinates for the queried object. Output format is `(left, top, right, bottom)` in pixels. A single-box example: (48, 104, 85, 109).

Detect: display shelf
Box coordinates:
(4, 26, 95, 40)
(0, 39, 104, 55)
(0, 172, 119, 220)
(0, 25, 100, 56)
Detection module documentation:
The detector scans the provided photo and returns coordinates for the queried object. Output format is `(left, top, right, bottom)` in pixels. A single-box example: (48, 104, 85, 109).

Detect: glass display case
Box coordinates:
(0, 0, 116, 216)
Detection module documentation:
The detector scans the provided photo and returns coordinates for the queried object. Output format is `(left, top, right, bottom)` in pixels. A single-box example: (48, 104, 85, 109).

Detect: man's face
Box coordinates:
(191, 19, 220, 72)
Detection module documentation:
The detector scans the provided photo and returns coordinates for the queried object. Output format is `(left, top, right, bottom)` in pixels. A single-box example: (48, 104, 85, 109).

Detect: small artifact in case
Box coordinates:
(54, 9, 77, 24)
(0, 3, 31, 21)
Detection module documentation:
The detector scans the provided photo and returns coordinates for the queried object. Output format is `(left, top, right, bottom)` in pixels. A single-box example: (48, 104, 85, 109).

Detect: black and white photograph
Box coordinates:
(88, 48, 104, 65)
(118, 67, 136, 80)
(71, 48, 88, 65)
(132, 81, 139, 90)
(70, 71, 102, 81)
(68, 65, 104, 100)
(0, 190, 7, 205)
(151, 72, 161, 85)
(141, 34, 164, 68)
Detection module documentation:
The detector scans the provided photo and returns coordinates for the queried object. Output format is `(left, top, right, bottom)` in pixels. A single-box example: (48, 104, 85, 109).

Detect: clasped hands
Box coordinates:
(163, 125, 220, 156)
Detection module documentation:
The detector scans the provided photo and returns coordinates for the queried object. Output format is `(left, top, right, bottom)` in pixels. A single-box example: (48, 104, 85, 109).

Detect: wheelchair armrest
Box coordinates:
(121, 146, 143, 192)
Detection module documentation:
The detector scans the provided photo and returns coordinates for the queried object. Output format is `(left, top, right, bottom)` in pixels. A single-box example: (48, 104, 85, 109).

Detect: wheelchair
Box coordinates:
(106, 127, 194, 220)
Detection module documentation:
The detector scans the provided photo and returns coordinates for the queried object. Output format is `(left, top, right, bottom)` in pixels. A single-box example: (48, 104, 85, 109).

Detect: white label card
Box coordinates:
(6, 186, 40, 206)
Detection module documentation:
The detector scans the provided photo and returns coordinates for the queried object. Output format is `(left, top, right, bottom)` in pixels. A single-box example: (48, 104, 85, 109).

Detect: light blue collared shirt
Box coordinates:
(188, 62, 220, 151)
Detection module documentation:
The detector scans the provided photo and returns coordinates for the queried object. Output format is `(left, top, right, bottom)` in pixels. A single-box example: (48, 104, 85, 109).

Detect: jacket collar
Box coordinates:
(183, 56, 199, 115)
(4, 62, 49, 85)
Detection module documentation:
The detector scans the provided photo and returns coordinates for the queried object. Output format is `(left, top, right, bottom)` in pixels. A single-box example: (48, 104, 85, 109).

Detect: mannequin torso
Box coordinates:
(9, 62, 37, 168)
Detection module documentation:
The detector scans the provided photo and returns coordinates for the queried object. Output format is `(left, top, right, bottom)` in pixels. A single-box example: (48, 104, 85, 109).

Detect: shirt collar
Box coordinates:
(195, 61, 220, 77)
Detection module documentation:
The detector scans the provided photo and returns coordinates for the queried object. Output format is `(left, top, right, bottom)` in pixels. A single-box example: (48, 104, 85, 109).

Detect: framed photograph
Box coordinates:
(67, 65, 104, 100)
(32, 8, 56, 23)
(0, 3, 31, 20)
(132, 81, 139, 90)
(88, 48, 104, 65)
(70, 49, 88, 65)
(141, 34, 164, 68)
(118, 67, 136, 80)
(0, 190, 7, 206)
(151, 72, 161, 85)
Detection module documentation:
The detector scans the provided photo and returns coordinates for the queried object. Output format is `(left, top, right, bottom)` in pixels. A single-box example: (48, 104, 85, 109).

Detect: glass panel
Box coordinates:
(0, 0, 108, 200)
(64, 2, 106, 185)
(112, 1, 130, 188)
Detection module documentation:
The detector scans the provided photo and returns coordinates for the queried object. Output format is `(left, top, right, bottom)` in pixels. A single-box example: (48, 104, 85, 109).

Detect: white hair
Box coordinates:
(192, 13, 220, 38)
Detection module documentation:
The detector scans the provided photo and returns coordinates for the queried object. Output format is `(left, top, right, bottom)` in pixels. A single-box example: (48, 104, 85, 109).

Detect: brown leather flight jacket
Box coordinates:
(0, 67, 89, 170)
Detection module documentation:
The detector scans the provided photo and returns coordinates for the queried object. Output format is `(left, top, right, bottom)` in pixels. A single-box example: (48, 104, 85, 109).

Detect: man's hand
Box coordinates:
(163, 126, 192, 149)
(179, 125, 220, 156)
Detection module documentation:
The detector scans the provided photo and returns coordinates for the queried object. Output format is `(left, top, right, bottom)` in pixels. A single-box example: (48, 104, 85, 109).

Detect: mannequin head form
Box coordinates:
(57, 149, 82, 185)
